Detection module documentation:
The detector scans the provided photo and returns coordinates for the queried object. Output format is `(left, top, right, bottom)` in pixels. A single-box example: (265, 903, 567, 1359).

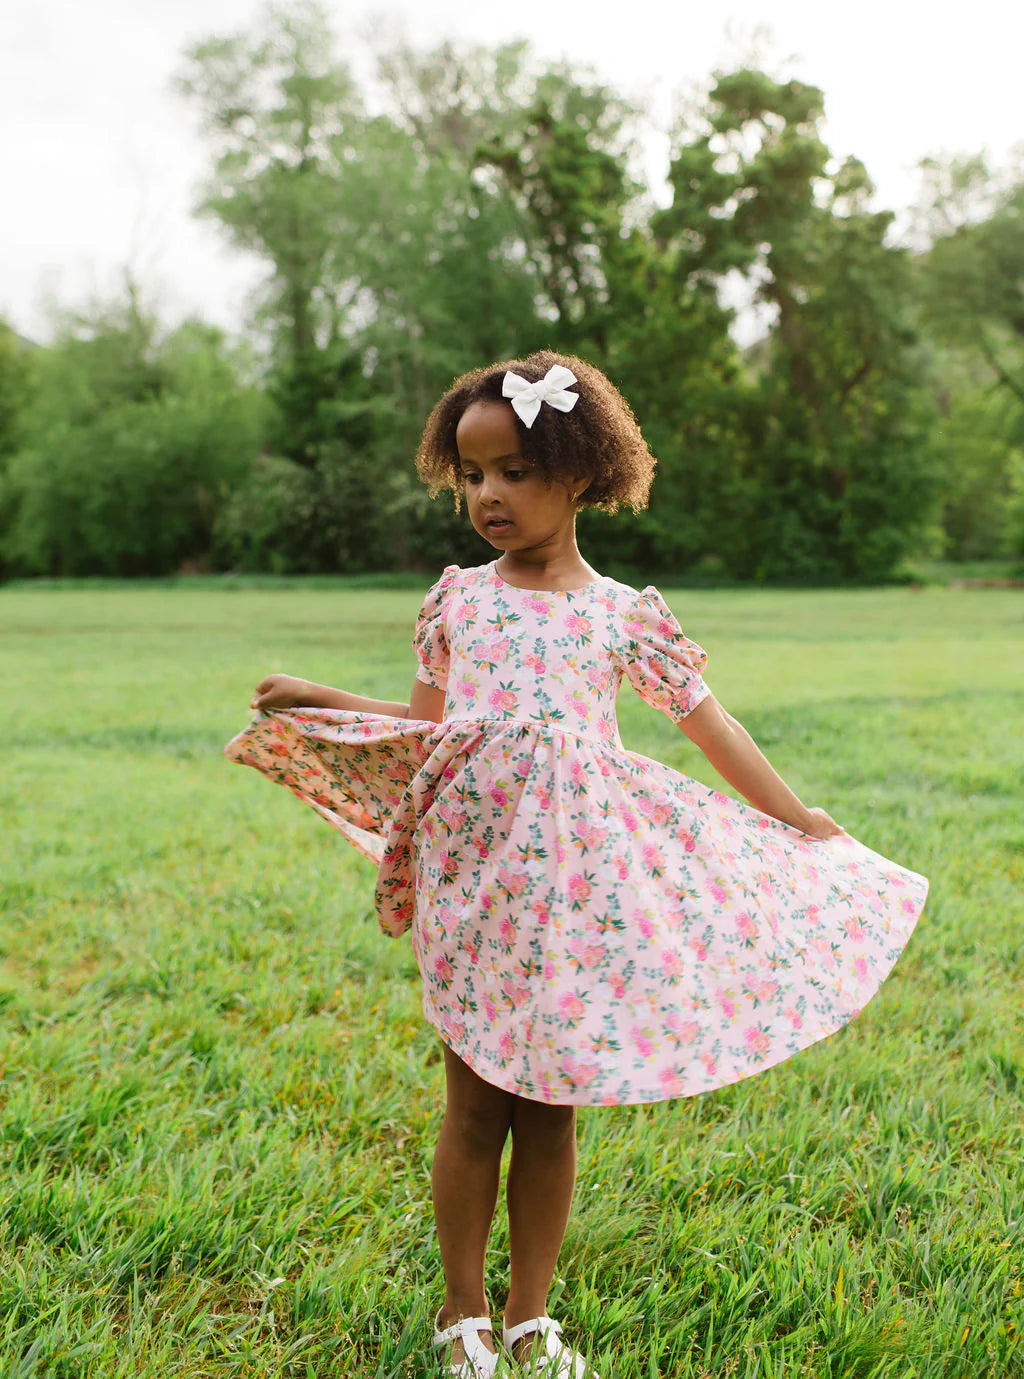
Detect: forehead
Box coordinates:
(455, 400, 522, 461)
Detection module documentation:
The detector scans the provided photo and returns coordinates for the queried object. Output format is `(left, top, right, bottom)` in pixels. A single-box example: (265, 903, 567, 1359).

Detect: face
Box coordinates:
(455, 400, 584, 552)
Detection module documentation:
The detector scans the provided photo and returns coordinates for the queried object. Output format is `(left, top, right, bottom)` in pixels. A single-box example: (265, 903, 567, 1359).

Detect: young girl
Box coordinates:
(225, 350, 929, 1378)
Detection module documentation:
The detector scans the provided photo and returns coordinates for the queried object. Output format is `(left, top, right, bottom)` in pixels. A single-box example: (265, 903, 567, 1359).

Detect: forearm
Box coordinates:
(699, 715, 813, 833)
(298, 680, 409, 717)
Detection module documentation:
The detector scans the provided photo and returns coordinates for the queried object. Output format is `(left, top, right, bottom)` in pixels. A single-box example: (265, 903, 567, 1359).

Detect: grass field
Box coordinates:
(1, 576, 1022, 1378)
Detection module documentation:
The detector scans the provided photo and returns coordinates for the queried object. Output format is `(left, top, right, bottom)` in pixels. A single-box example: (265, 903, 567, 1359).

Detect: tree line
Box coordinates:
(1, 2, 1022, 583)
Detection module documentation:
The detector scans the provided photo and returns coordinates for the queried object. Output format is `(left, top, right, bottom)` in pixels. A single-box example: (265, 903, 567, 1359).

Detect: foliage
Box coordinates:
(3, 14, 1024, 580)
(1, 302, 264, 577)
(653, 71, 941, 581)
(909, 150, 1024, 559)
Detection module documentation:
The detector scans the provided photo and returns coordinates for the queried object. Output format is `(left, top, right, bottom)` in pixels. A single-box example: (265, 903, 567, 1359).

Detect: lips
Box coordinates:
(486, 518, 512, 529)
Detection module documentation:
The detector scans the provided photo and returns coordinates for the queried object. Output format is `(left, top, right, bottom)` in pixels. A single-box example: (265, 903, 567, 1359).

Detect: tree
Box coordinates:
(1, 296, 263, 576)
(653, 69, 940, 580)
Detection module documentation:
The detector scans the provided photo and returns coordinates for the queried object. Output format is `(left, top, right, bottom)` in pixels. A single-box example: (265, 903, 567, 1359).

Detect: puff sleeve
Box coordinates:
(618, 586, 711, 725)
(412, 564, 460, 690)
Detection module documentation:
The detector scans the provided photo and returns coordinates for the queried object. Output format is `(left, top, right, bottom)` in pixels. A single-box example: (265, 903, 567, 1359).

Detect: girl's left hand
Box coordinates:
(800, 807, 848, 839)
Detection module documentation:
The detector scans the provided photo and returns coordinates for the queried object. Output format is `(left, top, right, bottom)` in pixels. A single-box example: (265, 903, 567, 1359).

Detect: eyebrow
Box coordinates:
(458, 452, 527, 467)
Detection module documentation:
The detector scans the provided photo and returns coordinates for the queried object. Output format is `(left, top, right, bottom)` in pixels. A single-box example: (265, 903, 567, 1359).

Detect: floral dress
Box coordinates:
(224, 560, 929, 1106)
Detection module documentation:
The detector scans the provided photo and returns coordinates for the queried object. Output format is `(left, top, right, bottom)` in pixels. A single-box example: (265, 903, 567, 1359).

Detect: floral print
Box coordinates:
(224, 560, 929, 1106)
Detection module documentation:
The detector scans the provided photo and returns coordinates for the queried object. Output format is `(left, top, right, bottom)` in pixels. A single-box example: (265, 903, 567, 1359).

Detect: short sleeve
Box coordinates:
(412, 564, 459, 690)
(618, 586, 711, 724)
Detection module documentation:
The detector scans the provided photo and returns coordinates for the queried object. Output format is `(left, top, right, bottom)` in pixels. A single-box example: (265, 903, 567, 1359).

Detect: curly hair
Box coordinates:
(415, 349, 656, 514)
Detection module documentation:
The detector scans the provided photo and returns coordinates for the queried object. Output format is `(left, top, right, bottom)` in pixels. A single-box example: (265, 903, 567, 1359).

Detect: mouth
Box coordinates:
(485, 518, 513, 532)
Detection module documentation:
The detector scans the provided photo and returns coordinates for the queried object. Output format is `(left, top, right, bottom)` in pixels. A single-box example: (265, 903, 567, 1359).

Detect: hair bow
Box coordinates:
(501, 364, 579, 429)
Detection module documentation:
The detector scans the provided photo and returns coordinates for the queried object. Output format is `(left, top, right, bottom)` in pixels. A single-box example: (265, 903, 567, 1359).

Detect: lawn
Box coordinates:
(1, 577, 1021, 1378)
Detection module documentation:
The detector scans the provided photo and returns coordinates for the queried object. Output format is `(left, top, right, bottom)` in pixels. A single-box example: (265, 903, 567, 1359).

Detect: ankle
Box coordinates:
(503, 1296, 550, 1329)
(439, 1293, 489, 1327)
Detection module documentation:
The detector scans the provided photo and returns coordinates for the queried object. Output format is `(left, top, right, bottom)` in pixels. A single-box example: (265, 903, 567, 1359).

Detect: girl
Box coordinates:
(225, 350, 929, 1378)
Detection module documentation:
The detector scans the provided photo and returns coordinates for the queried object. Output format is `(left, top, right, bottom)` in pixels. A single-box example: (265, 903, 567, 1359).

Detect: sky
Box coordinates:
(3, 0, 1022, 344)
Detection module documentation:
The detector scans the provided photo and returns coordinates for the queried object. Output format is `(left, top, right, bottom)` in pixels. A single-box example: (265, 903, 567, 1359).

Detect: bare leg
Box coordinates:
(504, 1096, 578, 1359)
(432, 1043, 514, 1360)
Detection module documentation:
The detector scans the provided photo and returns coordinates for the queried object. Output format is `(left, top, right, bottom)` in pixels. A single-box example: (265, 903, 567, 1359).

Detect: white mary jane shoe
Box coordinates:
(502, 1315, 597, 1378)
(433, 1309, 501, 1378)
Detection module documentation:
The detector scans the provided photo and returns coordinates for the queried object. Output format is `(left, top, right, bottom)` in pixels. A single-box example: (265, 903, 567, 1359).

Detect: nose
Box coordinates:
(478, 473, 502, 505)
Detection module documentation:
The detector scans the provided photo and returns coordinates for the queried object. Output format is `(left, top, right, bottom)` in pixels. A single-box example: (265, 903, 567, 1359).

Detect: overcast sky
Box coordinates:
(3, 0, 1022, 343)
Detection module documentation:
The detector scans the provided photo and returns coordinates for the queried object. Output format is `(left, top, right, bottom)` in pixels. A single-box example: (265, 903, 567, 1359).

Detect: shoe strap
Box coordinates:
(433, 1314, 493, 1348)
(503, 1315, 562, 1348)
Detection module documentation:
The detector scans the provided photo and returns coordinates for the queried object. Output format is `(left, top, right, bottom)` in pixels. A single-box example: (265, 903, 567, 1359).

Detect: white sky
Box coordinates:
(3, 0, 1022, 343)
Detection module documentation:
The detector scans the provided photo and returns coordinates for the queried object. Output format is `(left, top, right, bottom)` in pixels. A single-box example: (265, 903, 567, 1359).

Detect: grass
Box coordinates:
(1, 576, 1022, 1377)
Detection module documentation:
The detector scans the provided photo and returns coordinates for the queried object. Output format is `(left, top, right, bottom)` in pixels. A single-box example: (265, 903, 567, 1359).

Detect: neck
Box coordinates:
(495, 529, 595, 589)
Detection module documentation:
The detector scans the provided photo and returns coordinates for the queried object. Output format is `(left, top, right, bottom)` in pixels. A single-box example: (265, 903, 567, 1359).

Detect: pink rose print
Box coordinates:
(561, 1056, 599, 1088)
(559, 993, 586, 1024)
(744, 1026, 771, 1057)
(606, 971, 627, 999)
(568, 874, 592, 907)
(735, 911, 759, 942)
(568, 935, 607, 969)
(488, 687, 518, 714)
(228, 559, 928, 1108)
(642, 843, 666, 874)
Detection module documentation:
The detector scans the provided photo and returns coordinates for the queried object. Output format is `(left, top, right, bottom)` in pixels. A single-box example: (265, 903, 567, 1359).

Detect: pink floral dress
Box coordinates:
(224, 560, 929, 1106)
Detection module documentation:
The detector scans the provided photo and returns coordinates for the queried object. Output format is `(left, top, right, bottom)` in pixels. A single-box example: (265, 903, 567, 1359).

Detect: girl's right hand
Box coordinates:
(800, 807, 848, 840)
(250, 674, 310, 711)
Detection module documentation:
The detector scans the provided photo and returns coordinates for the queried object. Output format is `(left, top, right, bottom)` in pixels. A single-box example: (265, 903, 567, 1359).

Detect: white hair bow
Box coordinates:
(502, 364, 579, 429)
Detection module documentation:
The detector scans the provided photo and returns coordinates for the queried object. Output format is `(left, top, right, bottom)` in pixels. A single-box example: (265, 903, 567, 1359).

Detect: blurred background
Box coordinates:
(2, 0, 1023, 585)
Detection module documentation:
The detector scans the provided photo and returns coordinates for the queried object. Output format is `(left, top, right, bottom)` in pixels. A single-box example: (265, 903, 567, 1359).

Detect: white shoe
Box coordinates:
(433, 1308, 501, 1378)
(502, 1315, 597, 1378)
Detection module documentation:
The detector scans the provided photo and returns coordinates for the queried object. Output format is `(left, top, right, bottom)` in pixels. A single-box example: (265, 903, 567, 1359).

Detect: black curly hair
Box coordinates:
(415, 349, 657, 514)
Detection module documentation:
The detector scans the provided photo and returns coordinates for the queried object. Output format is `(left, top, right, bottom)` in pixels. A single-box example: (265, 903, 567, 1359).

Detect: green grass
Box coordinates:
(1, 579, 1022, 1378)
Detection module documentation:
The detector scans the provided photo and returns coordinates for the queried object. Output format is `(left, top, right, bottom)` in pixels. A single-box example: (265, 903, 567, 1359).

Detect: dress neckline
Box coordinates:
(489, 559, 603, 595)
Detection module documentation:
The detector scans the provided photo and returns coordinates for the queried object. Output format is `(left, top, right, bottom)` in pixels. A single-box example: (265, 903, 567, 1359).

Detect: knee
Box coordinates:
(444, 1098, 511, 1154)
(512, 1100, 577, 1152)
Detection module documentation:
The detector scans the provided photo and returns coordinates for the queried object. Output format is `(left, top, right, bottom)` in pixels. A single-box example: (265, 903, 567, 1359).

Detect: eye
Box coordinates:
(461, 472, 482, 484)
(505, 470, 527, 482)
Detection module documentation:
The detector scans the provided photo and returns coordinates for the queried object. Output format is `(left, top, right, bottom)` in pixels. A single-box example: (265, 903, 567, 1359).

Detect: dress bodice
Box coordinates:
(413, 561, 712, 746)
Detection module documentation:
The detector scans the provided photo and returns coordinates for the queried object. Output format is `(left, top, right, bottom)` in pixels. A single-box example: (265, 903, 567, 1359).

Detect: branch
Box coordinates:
(977, 325, 1024, 407)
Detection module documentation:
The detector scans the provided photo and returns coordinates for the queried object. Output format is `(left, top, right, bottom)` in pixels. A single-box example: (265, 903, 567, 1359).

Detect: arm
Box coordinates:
(678, 693, 836, 835)
(250, 672, 446, 723)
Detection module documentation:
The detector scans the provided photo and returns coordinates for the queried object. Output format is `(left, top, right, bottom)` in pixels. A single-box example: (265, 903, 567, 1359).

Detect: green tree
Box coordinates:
(910, 152, 1024, 558)
(655, 69, 940, 580)
(2, 299, 264, 576)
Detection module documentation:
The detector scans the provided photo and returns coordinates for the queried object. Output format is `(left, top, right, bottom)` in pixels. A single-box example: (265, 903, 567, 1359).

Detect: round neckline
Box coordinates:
(489, 560, 603, 595)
